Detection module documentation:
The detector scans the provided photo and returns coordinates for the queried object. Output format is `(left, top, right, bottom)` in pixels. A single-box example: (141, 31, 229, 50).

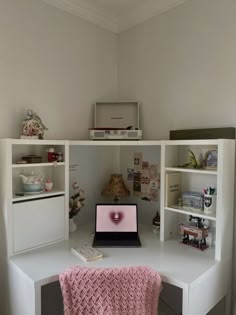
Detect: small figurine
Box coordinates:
(45, 178, 53, 192)
(21, 109, 48, 139)
(152, 210, 160, 227)
(179, 216, 209, 251)
(177, 197, 183, 207)
(152, 210, 160, 233)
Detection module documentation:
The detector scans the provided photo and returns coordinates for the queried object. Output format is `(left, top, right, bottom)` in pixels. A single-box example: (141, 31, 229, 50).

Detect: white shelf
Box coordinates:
(12, 190, 65, 202)
(164, 139, 220, 146)
(8, 139, 66, 145)
(161, 139, 235, 263)
(165, 206, 216, 221)
(12, 162, 65, 168)
(165, 167, 217, 175)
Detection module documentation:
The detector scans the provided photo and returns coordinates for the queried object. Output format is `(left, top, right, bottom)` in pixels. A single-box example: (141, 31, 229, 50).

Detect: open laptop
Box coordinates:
(92, 204, 141, 247)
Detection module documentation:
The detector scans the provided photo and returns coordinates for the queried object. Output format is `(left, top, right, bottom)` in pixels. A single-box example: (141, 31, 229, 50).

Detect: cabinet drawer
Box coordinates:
(13, 196, 65, 253)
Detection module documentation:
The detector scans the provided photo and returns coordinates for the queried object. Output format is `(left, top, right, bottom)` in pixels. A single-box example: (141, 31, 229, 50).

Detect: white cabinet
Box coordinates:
(160, 139, 235, 261)
(13, 196, 65, 253)
(0, 139, 69, 257)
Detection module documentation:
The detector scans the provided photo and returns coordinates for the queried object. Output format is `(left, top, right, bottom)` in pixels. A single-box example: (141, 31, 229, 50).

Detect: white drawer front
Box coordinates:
(13, 196, 65, 253)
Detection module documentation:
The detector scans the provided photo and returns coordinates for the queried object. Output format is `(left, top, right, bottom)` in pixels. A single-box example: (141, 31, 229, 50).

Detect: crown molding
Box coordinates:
(42, 0, 119, 33)
(118, 0, 187, 33)
(42, 0, 188, 34)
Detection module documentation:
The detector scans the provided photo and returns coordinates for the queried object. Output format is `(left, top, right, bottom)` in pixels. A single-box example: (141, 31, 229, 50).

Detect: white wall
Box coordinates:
(118, 0, 236, 314)
(118, 0, 236, 140)
(0, 0, 118, 140)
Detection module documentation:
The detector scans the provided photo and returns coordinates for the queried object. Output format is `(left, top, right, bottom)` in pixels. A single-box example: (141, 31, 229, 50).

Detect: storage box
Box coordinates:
(181, 191, 204, 210)
(169, 127, 235, 140)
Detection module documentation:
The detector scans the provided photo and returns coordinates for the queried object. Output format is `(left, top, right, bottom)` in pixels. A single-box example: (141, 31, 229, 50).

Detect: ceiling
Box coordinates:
(42, 0, 188, 33)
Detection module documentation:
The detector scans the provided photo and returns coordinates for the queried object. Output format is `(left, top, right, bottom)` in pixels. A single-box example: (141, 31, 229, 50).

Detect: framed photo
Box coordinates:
(204, 150, 217, 169)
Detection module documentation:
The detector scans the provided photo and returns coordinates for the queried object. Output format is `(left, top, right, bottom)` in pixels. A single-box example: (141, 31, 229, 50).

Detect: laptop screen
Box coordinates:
(96, 204, 138, 232)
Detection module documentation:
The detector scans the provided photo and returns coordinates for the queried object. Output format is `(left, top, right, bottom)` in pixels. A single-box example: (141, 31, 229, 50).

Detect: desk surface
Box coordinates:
(10, 225, 217, 289)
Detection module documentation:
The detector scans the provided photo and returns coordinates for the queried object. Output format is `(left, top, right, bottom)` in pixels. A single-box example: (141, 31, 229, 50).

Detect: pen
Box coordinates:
(203, 187, 216, 195)
(210, 187, 215, 195)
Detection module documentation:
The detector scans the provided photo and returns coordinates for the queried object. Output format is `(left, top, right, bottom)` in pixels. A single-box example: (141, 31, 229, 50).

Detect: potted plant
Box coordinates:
(69, 181, 85, 232)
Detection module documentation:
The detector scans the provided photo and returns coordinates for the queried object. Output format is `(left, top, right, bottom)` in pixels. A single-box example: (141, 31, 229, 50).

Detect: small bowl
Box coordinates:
(23, 183, 42, 193)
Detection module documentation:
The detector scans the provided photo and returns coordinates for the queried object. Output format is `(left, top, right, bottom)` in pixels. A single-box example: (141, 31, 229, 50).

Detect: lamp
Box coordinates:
(102, 174, 130, 203)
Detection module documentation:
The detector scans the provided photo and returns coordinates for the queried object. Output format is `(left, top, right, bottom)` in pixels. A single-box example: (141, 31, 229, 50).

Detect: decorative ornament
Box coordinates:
(21, 109, 48, 139)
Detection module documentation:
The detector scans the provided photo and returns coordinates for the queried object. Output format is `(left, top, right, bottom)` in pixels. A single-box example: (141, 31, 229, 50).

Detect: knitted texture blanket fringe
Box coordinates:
(59, 265, 162, 315)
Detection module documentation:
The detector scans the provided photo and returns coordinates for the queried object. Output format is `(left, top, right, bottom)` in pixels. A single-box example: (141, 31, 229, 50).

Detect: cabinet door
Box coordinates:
(13, 196, 65, 253)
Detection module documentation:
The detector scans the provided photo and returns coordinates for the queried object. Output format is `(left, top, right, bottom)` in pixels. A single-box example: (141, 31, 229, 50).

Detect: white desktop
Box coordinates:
(8, 224, 226, 315)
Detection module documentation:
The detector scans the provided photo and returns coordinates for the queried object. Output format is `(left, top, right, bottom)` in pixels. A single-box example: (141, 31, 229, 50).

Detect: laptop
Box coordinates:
(92, 204, 141, 247)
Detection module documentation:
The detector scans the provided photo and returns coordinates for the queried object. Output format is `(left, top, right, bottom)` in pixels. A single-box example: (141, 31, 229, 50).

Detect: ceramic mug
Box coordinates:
(204, 194, 216, 213)
(48, 151, 59, 162)
(56, 152, 63, 162)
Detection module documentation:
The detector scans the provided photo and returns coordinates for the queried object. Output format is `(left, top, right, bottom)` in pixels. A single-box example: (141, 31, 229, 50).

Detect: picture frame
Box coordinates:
(204, 149, 217, 170)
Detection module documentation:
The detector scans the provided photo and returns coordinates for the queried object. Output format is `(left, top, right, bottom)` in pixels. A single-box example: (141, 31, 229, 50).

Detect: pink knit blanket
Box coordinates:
(59, 265, 162, 315)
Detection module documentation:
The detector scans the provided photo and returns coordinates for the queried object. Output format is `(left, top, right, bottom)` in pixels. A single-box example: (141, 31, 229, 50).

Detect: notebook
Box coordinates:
(92, 204, 141, 247)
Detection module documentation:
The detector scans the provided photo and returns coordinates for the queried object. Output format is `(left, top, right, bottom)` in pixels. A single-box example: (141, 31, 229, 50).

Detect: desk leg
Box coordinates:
(182, 287, 189, 315)
(225, 289, 231, 315)
(34, 284, 42, 315)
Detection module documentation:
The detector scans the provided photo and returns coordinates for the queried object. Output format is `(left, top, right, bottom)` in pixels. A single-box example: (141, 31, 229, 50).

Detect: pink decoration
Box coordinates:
(59, 265, 162, 315)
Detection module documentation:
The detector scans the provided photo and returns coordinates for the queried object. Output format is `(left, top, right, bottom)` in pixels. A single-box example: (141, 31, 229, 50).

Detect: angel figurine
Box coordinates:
(21, 109, 48, 139)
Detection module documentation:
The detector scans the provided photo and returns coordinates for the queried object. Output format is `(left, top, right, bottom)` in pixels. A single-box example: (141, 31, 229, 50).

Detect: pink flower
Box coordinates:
(77, 200, 82, 209)
(78, 189, 85, 197)
(72, 181, 79, 190)
(69, 181, 86, 219)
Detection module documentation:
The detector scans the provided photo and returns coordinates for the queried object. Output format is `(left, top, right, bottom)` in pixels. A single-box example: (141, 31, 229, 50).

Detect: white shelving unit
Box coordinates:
(160, 139, 235, 262)
(0, 139, 69, 258)
(0, 139, 234, 315)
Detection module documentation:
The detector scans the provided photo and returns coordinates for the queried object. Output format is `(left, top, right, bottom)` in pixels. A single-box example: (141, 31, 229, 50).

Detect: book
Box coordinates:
(71, 246, 103, 262)
(165, 172, 181, 207)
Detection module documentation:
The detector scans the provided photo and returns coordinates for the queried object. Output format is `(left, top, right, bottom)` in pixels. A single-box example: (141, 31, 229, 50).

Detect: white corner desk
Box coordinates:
(8, 224, 230, 315)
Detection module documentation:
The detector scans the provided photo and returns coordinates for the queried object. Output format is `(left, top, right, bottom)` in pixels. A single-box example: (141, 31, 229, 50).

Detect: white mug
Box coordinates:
(204, 194, 216, 214)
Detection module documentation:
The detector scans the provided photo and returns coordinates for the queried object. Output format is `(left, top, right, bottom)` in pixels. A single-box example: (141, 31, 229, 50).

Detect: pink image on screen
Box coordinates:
(96, 205, 137, 232)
